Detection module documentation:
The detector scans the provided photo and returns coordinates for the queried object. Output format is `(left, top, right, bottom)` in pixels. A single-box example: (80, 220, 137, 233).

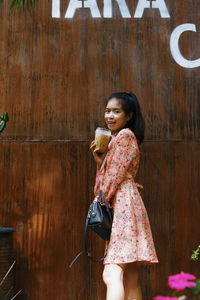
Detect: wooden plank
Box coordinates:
(0, 141, 91, 300)
(0, 142, 199, 299)
(138, 141, 200, 297)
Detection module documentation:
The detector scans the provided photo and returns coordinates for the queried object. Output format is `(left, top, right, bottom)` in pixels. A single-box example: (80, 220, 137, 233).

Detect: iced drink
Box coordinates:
(95, 127, 111, 153)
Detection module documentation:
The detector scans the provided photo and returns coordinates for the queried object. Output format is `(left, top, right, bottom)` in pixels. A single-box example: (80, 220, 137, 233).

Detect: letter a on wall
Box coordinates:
(151, 0, 170, 18)
(134, 0, 170, 18)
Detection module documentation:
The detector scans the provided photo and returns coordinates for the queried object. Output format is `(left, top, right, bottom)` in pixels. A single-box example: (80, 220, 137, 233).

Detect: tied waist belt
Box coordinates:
(135, 182, 143, 189)
(125, 174, 143, 189)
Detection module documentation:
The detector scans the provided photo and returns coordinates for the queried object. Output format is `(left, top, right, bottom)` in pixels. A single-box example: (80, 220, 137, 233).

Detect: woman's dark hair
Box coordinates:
(108, 92, 145, 144)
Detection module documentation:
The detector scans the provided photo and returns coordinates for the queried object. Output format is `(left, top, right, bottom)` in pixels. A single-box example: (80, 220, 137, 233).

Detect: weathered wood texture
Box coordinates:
(0, 0, 199, 299)
(0, 1, 200, 140)
(0, 142, 92, 299)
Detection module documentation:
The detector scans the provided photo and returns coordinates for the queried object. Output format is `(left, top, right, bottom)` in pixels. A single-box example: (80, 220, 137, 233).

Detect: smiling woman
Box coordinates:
(90, 92, 158, 300)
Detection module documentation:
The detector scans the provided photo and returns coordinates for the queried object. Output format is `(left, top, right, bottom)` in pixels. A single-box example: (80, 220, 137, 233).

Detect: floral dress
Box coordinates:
(94, 128, 158, 264)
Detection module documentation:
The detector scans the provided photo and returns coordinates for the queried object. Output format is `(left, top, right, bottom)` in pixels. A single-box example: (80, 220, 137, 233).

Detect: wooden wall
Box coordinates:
(0, 1, 199, 299)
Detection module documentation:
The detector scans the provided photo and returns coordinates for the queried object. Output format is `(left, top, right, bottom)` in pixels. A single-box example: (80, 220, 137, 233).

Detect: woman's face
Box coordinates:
(105, 98, 130, 133)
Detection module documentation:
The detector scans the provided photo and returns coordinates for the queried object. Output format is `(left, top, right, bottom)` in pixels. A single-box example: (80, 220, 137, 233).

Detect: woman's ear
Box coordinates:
(127, 112, 133, 121)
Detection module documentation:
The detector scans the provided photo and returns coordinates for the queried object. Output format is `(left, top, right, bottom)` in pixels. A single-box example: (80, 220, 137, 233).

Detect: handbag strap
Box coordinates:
(68, 154, 111, 268)
(68, 216, 90, 268)
(68, 205, 107, 268)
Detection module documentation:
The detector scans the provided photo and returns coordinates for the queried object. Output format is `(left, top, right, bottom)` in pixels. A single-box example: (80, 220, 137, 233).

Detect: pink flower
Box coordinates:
(168, 272, 197, 291)
(153, 297, 178, 300)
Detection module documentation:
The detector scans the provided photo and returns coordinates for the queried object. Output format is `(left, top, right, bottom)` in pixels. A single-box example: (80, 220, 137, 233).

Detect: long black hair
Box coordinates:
(108, 92, 145, 144)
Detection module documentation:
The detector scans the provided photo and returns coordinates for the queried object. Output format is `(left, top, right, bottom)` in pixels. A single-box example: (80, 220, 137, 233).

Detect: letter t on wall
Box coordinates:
(52, 0, 60, 18)
(65, 0, 101, 18)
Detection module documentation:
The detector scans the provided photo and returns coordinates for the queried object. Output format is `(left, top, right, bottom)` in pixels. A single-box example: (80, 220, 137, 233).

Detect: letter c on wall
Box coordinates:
(170, 23, 200, 68)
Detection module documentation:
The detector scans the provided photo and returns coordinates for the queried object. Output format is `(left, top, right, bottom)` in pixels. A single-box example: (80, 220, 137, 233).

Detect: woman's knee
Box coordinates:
(103, 264, 125, 286)
(124, 263, 139, 283)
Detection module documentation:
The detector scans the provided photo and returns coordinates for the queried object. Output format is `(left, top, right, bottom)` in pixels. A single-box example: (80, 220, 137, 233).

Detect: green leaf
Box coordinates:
(191, 245, 200, 261)
(0, 112, 9, 122)
(190, 279, 200, 296)
(0, 112, 9, 133)
(9, 0, 37, 10)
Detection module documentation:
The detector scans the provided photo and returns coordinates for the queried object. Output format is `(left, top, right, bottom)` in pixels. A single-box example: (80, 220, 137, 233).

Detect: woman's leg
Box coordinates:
(103, 263, 126, 300)
(124, 263, 142, 300)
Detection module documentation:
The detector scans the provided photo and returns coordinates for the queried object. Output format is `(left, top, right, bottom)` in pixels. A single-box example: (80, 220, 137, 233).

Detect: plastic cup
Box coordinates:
(94, 127, 111, 153)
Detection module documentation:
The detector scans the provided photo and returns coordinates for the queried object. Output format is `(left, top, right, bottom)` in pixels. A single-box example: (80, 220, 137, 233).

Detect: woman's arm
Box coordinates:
(101, 130, 138, 201)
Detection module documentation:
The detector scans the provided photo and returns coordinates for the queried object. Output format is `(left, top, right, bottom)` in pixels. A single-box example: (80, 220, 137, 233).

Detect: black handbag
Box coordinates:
(69, 190, 113, 268)
(88, 190, 113, 240)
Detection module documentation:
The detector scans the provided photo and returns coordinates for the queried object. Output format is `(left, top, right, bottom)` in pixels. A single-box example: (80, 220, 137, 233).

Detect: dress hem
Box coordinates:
(103, 259, 159, 265)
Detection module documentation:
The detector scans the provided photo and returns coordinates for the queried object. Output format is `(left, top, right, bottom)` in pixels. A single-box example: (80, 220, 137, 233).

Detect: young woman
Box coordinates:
(90, 92, 158, 300)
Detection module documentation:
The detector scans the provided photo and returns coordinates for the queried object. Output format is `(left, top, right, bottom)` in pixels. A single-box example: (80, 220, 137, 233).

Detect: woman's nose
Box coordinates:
(108, 111, 114, 118)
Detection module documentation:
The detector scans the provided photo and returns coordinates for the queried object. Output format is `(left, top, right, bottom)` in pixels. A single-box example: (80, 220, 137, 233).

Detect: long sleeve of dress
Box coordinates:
(101, 130, 137, 201)
(94, 168, 101, 197)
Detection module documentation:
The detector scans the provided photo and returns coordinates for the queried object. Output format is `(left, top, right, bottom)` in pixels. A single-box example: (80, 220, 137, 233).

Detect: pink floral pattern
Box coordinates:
(94, 128, 158, 264)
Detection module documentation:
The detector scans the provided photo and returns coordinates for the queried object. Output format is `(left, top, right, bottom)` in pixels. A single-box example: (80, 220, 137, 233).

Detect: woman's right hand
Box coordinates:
(90, 140, 106, 169)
